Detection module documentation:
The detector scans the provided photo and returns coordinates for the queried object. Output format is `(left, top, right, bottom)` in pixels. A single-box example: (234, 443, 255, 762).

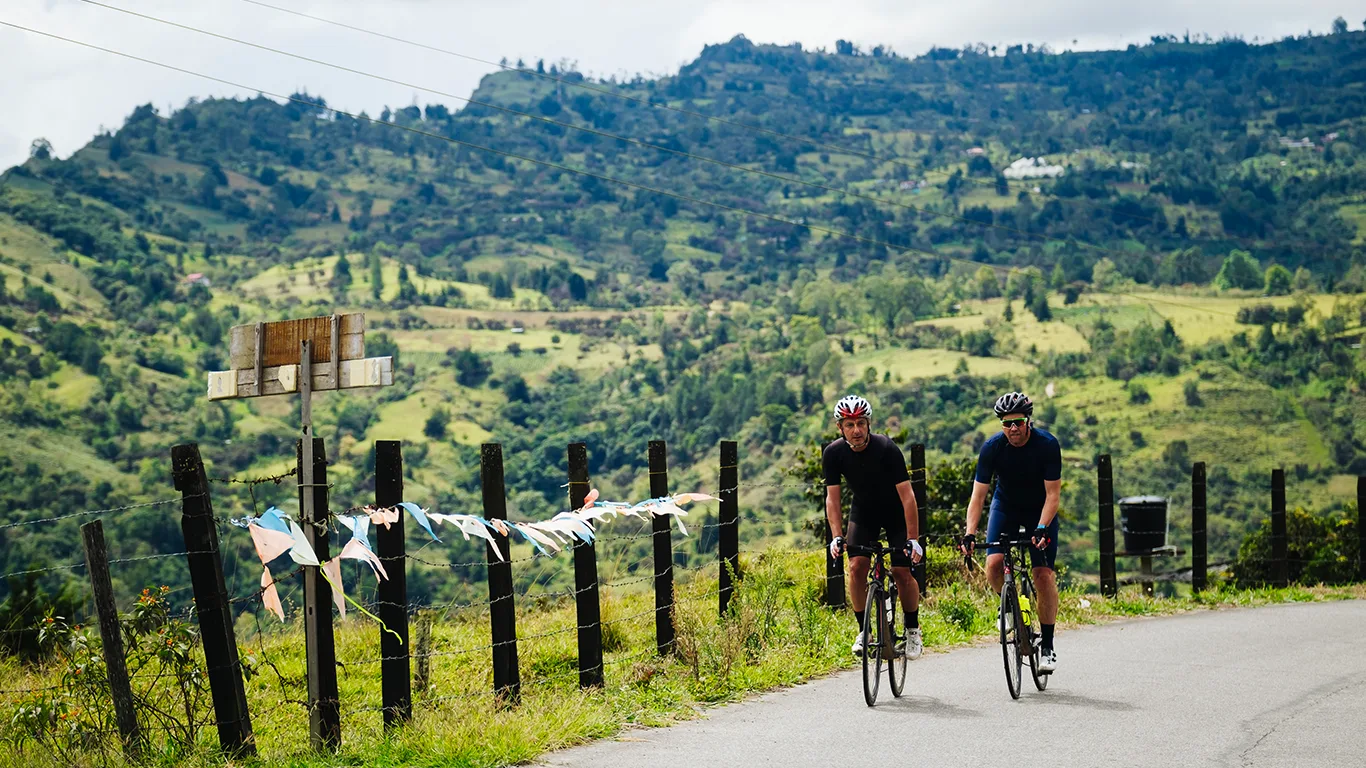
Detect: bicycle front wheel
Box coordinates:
(887, 588, 907, 698)
(861, 588, 883, 707)
(1023, 579, 1049, 692)
(1000, 581, 1023, 700)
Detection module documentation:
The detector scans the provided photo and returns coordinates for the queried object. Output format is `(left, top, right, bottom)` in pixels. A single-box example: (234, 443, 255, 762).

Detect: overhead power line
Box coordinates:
(0, 20, 1239, 320)
(78, 0, 1153, 267)
(238, 0, 1332, 251)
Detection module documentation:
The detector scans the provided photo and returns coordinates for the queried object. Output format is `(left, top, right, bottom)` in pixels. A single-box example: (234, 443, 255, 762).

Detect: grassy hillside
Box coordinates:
(1, 29, 1365, 623)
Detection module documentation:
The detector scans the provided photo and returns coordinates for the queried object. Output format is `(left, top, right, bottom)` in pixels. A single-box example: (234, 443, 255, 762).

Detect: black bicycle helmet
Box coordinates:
(993, 391, 1033, 418)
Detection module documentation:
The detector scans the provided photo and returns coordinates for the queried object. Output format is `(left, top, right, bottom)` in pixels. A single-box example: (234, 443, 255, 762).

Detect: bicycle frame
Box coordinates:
(848, 543, 897, 661)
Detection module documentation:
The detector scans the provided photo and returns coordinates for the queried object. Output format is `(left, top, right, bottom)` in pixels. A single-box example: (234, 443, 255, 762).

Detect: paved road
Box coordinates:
(540, 601, 1366, 768)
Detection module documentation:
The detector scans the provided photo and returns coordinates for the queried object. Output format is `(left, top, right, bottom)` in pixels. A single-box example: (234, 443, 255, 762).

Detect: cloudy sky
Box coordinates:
(1, 0, 1362, 170)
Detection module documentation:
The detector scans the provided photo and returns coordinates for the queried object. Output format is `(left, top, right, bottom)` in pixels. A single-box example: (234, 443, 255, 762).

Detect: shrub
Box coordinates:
(1232, 507, 1359, 587)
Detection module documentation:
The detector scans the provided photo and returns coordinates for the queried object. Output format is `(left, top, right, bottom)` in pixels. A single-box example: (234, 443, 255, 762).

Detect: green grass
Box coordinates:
(846, 346, 1034, 382)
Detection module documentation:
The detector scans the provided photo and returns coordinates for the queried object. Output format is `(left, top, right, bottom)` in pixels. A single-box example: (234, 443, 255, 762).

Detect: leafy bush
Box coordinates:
(1232, 507, 1359, 587)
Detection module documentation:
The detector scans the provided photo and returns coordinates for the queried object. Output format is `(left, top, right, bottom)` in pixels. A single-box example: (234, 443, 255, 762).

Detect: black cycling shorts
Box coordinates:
(847, 512, 926, 586)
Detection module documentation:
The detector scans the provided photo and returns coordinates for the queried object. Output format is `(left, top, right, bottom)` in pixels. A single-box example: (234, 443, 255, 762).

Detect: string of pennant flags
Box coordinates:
(231, 490, 719, 624)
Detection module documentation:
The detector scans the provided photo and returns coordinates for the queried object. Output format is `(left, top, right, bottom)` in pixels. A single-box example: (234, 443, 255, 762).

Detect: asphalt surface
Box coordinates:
(539, 600, 1366, 768)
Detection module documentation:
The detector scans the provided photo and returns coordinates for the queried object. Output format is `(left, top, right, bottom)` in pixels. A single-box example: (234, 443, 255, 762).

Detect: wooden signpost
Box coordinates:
(205, 312, 392, 751)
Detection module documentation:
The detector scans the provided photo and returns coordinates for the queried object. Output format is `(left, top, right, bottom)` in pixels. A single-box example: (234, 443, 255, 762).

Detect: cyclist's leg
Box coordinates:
(983, 497, 1010, 594)
(1029, 516, 1061, 640)
(846, 520, 873, 615)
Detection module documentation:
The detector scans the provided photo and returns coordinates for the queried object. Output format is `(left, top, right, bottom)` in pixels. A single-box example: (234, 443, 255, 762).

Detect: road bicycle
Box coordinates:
(847, 542, 907, 706)
(977, 528, 1050, 699)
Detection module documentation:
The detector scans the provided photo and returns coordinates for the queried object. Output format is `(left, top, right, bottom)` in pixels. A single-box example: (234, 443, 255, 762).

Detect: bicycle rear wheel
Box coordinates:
(1000, 580, 1022, 700)
(861, 587, 883, 707)
(1023, 578, 1049, 692)
(886, 587, 907, 698)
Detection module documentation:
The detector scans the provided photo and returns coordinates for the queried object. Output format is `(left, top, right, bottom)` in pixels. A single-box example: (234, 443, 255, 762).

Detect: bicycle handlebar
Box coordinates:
(845, 542, 896, 556)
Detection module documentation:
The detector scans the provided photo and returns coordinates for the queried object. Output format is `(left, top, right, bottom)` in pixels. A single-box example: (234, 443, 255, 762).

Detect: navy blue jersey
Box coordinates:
(974, 428, 1062, 518)
(822, 434, 909, 520)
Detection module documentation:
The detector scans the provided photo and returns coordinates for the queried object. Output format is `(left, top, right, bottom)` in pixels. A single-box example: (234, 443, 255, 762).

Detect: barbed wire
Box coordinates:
(0, 497, 191, 532)
(208, 467, 298, 486)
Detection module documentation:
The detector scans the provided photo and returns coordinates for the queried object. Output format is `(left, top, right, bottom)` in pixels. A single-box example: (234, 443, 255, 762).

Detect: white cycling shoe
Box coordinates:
(905, 628, 923, 660)
(1037, 648, 1058, 673)
(850, 631, 866, 655)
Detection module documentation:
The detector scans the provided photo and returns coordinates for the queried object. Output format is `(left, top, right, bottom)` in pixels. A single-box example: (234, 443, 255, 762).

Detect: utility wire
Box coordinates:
(80, 0, 1160, 268)
(238, 0, 1335, 251)
(0, 20, 1240, 320)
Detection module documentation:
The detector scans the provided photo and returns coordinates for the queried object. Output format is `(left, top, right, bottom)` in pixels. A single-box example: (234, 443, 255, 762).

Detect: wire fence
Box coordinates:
(0, 442, 1359, 762)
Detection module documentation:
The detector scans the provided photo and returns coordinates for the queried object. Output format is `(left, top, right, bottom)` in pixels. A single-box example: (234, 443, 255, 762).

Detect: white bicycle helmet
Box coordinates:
(833, 394, 872, 421)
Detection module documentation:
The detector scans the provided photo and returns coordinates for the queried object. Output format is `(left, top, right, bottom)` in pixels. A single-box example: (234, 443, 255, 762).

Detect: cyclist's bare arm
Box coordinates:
(826, 485, 844, 539)
(895, 480, 922, 563)
(1039, 479, 1061, 527)
(964, 480, 991, 536)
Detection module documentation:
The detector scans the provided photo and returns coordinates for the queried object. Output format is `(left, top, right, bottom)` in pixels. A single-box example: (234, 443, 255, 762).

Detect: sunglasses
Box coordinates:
(1000, 418, 1029, 429)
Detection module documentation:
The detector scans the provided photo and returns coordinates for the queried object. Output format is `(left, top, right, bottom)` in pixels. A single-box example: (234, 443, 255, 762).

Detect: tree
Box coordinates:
(1050, 263, 1066, 290)
(1292, 267, 1317, 292)
(1214, 250, 1262, 290)
(1331, 16, 1348, 35)
(423, 409, 448, 439)
(331, 253, 353, 291)
(1091, 258, 1120, 290)
(28, 138, 52, 160)
(973, 265, 1001, 299)
(1263, 264, 1293, 296)
(1158, 247, 1208, 286)
(369, 250, 384, 299)
(502, 374, 530, 402)
(1030, 293, 1053, 322)
(452, 348, 491, 387)
(1183, 380, 1202, 407)
(1002, 300, 1014, 322)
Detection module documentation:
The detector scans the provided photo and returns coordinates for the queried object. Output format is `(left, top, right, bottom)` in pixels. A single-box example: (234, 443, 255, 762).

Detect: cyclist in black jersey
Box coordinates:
(823, 395, 925, 661)
(959, 391, 1062, 673)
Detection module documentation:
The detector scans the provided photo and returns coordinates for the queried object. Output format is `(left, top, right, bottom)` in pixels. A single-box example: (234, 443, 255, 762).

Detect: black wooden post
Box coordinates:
(1191, 462, 1207, 594)
(823, 516, 845, 609)
(481, 443, 520, 703)
(718, 440, 740, 616)
(375, 440, 410, 727)
(1098, 455, 1117, 597)
(297, 437, 339, 750)
(172, 443, 254, 757)
(1358, 476, 1365, 583)
(910, 443, 928, 595)
(1272, 468, 1288, 588)
(648, 440, 675, 656)
(568, 442, 604, 688)
(80, 520, 142, 760)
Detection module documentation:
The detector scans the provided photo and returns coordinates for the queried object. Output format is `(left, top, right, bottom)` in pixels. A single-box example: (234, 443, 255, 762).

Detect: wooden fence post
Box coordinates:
(80, 520, 142, 760)
(910, 443, 928, 595)
(172, 443, 255, 757)
(375, 440, 410, 727)
(297, 437, 339, 751)
(481, 443, 520, 703)
(1191, 462, 1207, 594)
(567, 442, 604, 688)
(1271, 468, 1288, 588)
(718, 441, 739, 616)
(1098, 455, 1117, 597)
(648, 440, 674, 656)
(1358, 476, 1365, 583)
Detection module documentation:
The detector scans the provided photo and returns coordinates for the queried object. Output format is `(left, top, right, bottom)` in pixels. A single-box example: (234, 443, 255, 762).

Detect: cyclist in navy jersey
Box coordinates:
(959, 392, 1062, 673)
(823, 395, 924, 661)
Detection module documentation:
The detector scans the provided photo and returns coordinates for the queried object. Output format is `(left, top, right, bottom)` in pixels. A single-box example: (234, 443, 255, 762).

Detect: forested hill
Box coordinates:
(1, 26, 1365, 623)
